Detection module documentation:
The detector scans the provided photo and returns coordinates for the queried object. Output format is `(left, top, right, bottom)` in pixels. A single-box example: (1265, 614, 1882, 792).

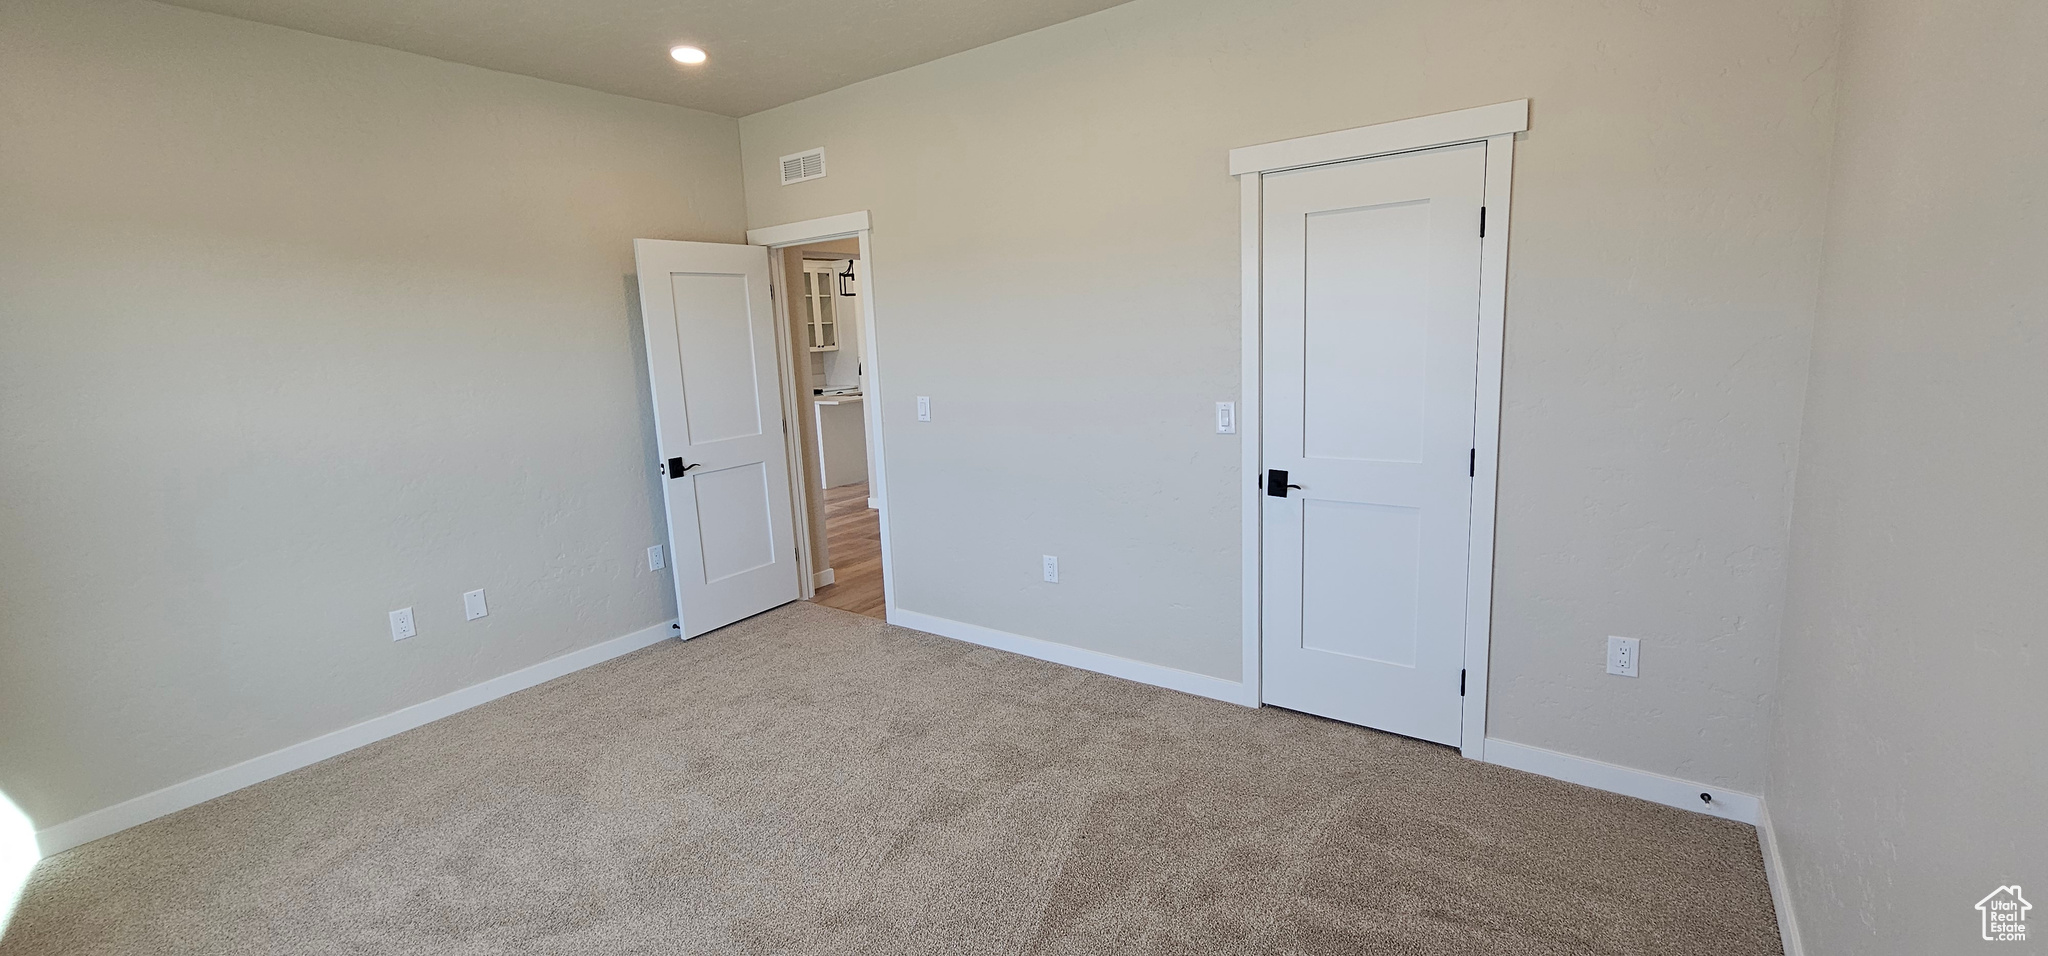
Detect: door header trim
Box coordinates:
(747, 210, 871, 247)
(1228, 100, 1528, 177)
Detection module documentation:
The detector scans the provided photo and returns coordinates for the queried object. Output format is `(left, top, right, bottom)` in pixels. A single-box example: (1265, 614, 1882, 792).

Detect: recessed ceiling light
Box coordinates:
(670, 45, 707, 65)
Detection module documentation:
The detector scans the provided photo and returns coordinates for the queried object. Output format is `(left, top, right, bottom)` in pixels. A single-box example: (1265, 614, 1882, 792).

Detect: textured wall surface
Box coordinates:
(1768, 0, 2048, 950)
(739, 0, 1838, 789)
(0, 0, 745, 828)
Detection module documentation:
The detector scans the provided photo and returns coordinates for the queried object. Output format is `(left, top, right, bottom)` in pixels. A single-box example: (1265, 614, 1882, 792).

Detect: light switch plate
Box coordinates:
(389, 607, 416, 641)
(916, 396, 931, 422)
(463, 589, 488, 621)
(647, 544, 666, 571)
(1606, 636, 1640, 677)
(1216, 402, 1236, 434)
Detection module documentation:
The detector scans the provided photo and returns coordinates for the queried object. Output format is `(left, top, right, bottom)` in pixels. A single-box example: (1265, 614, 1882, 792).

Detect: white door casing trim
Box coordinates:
(1465, 133, 1515, 760)
(1235, 101, 1526, 757)
(749, 212, 897, 619)
(765, 248, 818, 599)
(747, 210, 870, 247)
(1228, 100, 1529, 176)
(1235, 173, 1264, 709)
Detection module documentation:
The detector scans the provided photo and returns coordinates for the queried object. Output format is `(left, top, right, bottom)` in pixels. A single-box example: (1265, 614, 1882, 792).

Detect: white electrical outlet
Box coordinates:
(1216, 402, 1236, 434)
(463, 589, 488, 621)
(1606, 636, 1640, 677)
(1042, 554, 1059, 583)
(916, 396, 931, 422)
(389, 607, 416, 641)
(647, 544, 666, 571)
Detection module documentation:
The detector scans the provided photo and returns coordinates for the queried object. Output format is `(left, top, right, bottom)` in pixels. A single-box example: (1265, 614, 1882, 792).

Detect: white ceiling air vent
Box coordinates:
(780, 147, 826, 185)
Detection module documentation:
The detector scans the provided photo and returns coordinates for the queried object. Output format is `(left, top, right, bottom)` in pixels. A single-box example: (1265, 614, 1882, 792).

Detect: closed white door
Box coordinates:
(1260, 142, 1486, 745)
(633, 239, 801, 638)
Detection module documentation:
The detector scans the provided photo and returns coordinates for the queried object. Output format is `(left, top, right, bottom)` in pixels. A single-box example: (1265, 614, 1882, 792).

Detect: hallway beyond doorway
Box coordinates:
(809, 482, 883, 619)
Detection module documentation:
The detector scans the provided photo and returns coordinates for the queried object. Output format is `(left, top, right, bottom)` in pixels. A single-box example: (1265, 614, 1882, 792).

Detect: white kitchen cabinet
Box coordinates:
(800, 260, 843, 352)
(813, 395, 868, 488)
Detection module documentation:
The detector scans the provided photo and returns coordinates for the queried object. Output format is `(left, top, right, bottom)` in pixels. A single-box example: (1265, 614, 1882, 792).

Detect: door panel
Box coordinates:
(1260, 142, 1486, 746)
(691, 462, 776, 583)
(668, 272, 766, 444)
(1300, 499, 1422, 666)
(1303, 200, 1433, 463)
(634, 239, 801, 638)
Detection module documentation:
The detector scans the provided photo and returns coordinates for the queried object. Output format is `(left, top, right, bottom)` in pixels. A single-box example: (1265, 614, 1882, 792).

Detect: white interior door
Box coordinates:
(1260, 141, 1486, 745)
(633, 239, 801, 638)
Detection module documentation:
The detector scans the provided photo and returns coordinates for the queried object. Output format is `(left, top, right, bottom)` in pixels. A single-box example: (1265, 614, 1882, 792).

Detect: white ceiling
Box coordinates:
(158, 0, 1136, 117)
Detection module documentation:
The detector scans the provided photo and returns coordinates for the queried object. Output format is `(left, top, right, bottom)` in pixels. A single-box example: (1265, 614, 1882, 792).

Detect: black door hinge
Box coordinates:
(1468, 448, 1476, 477)
(1460, 669, 1467, 696)
(1479, 206, 1487, 238)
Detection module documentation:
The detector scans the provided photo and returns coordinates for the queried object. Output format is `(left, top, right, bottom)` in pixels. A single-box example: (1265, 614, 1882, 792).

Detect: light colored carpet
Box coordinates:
(3, 602, 1781, 955)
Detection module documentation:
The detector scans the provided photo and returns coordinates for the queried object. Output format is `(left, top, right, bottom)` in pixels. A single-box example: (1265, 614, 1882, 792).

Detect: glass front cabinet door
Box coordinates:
(801, 261, 840, 352)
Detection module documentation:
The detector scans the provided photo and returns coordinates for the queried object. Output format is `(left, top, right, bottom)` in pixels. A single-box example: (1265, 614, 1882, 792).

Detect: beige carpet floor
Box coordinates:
(4, 602, 1781, 955)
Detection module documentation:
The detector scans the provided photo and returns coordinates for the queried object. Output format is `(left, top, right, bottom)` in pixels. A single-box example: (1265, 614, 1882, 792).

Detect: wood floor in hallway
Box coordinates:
(809, 481, 884, 619)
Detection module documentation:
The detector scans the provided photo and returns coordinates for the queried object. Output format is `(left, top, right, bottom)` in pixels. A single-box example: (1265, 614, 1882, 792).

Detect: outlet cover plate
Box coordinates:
(1606, 636, 1640, 677)
(389, 607, 416, 641)
(463, 589, 488, 621)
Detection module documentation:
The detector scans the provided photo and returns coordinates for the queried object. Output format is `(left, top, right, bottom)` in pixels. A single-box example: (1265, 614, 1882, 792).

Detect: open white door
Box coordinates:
(633, 239, 801, 637)
(1259, 141, 1486, 745)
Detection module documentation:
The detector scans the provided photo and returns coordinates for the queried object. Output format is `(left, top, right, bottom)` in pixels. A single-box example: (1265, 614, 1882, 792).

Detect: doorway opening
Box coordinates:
(776, 237, 885, 620)
(630, 211, 889, 638)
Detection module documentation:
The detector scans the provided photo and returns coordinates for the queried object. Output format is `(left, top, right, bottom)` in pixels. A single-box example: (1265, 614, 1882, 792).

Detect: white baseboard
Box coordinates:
(1482, 738, 1760, 824)
(812, 568, 836, 587)
(34, 618, 679, 857)
(1756, 800, 1804, 956)
(887, 608, 1246, 706)
(866, 497, 878, 510)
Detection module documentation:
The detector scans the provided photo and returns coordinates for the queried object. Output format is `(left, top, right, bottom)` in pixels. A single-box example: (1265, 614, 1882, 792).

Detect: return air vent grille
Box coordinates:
(780, 148, 826, 185)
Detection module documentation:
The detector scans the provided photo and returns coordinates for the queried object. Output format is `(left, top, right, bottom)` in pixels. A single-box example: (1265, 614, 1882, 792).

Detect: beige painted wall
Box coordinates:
(739, 0, 1839, 789)
(1768, 0, 2048, 950)
(0, 0, 744, 828)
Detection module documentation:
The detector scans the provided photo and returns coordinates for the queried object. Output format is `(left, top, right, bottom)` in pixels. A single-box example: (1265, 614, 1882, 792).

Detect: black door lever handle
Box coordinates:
(665, 457, 700, 478)
(1266, 468, 1302, 497)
